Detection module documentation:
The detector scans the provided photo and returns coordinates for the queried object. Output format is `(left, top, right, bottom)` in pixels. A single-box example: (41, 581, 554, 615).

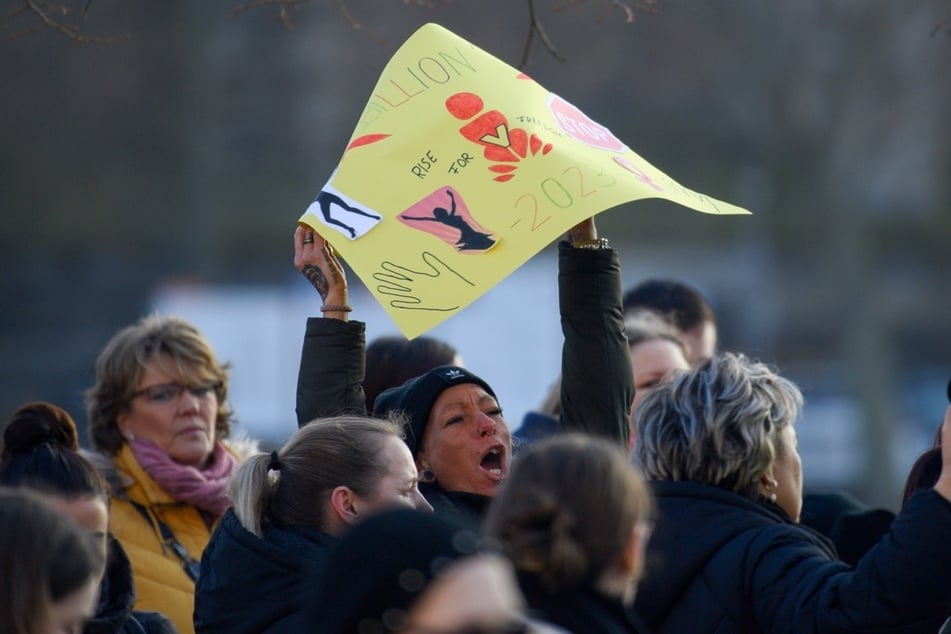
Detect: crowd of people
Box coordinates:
(1, 217, 949, 633)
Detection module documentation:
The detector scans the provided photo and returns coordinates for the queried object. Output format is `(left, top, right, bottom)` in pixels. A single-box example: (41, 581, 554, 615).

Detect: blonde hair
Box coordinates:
(624, 309, 688, 357)
(85, 314, 232, 454)
(229, 415, 404, 537)
(633, 352, 802, 498)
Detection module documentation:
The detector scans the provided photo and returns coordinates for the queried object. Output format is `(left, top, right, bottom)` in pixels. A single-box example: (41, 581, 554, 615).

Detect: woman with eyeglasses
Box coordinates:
(85, 314, 241, 634)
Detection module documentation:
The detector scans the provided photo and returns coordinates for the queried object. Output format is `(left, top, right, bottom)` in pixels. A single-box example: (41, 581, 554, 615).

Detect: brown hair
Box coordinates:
(1, 401, 108, 500)
(625, 309, 688, 357)
(85, 314, 232, 454)
(0, 487, 105, 633)
(484, 433, 653, 592)
(229, 415, 405, 537)
(364, 335, 458, 412)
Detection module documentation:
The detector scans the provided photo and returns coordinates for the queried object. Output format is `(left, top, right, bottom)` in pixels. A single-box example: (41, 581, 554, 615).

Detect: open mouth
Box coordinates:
(479, 445, 506, 480)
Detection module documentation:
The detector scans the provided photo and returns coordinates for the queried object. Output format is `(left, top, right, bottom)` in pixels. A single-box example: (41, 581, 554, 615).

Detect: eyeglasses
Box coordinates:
(130, 382, 221, 404)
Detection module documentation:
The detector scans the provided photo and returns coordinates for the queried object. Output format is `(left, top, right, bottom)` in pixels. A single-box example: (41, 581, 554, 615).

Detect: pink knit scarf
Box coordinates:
(129, 439, 236, 518)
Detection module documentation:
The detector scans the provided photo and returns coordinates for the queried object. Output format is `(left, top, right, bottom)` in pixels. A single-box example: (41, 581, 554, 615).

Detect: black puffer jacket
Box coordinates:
(194, 509, 338, 633)
(634, 481, 951, 633)
(86, 535, 177, 634)
(518, 572, 649, 634)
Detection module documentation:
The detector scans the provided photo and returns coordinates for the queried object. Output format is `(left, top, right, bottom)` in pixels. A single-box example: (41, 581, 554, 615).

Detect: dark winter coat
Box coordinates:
(518, 572, 649, 634)
(86, 535, 177, 634)
(193, 509, 338, 633)
(634, 481, 951, 634)
(418, 482, 491, 533)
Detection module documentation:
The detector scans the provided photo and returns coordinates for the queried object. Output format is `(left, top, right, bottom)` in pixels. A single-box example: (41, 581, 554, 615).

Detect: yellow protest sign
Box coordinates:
(299, 23, 750, 339)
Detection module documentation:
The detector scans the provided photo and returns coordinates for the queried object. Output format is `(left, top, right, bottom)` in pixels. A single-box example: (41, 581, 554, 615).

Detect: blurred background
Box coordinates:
(2, 0, 949, 510)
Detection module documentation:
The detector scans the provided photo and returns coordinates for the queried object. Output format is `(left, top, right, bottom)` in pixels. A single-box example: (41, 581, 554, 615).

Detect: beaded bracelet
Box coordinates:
(320, 305, 353, 313)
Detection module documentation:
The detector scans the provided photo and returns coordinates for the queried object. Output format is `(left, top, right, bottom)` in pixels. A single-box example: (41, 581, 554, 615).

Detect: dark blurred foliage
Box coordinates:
(1, 0, 949, 507)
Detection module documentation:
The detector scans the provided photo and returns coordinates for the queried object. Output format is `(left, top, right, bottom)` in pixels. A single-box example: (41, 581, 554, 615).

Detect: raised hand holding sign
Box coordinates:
(299, 23, 750, 338)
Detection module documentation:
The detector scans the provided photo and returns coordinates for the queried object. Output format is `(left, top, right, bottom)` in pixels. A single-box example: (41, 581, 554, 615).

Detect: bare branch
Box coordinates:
(931, 18, 951, 39)
(1, 0, 126, 42)
(555, 0, 658, 24)
(230, 0, 317, 22)
(520, 0, 566, 68)
(339, 1, 392, 47)
(229, 0, 398, 46)
(0, 5, 30, 25)
(24, 0, 122, 42)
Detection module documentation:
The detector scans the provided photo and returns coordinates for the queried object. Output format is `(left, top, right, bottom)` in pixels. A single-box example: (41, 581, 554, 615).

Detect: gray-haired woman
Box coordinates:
(632, 352, 951, 634)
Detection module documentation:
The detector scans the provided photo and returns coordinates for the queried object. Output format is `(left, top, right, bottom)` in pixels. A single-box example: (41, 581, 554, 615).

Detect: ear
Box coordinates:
(415, 452, 429, 474)
(116, 410, 132, 441)
(619, 525, 644, 576)
(329, 486, 360, 526)
(759, 471, 777, 496)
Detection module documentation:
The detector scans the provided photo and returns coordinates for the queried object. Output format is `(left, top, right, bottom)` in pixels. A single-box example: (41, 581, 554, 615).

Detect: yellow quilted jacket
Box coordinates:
(105, 444, 219, 634)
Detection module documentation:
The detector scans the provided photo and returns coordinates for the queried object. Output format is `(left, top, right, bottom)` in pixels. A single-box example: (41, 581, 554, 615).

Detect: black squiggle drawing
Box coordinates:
(373, 251, 476, 312)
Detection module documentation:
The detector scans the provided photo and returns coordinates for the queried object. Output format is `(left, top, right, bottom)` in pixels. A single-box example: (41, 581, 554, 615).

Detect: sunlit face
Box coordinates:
(354, 435, 432, 515)
(117, 356, 218, 468)
(772, 425, 803, 522)
(682, 321, 717, 367)
(49, 495, 109, 566)
(628, 339, 689, 450)
(417, 384, 511, 497)
(43, 575, 99, 634)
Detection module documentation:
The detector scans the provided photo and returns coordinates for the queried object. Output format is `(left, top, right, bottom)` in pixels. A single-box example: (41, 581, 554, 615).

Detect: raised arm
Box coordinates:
(557, 218, 633, 446)
(751, 405, 951, 633)
(294, 226, 368, 426)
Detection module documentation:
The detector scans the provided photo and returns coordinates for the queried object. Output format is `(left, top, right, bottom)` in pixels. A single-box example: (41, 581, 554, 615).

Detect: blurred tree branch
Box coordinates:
(932, 17, 950, 38)
(228, 0, 660, 68)
(0, 0, 125, 42)
(1, 0, 658, 55)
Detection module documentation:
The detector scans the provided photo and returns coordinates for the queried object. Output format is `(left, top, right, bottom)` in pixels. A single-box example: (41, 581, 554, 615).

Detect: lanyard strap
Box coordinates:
(129, 500, 202, 583)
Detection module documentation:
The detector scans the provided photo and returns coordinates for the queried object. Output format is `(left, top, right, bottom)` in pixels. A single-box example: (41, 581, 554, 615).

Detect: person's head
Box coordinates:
(229, 415, 431, 538)
(625, 311, 690, 449)
(310, 507, 530, 634)
(86, 314, 232, 469)
(633, 353, 805, 522)
(373, 365, 510, 497)
(365, 335, 461, 413)
(1, 401, 110, 560)
(0, 487, 104, 634)
(622, 279, 717, 366)
(485, 434, 654, 604)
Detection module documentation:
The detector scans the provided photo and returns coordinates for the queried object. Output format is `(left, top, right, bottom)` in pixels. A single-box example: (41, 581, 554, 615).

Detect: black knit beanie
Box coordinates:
(308, 508, 481, 634)
(372, 365, 498, 456)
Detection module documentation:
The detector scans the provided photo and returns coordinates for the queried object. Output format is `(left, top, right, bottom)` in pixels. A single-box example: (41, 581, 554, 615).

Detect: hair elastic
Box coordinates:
(267, 450, 282, 472)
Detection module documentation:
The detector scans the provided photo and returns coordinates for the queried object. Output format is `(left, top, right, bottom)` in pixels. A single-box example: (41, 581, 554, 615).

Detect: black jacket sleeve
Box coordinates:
(295, 318, 367, 427)
(557, 240, 633, 447)
(753, 489, 951, 633)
